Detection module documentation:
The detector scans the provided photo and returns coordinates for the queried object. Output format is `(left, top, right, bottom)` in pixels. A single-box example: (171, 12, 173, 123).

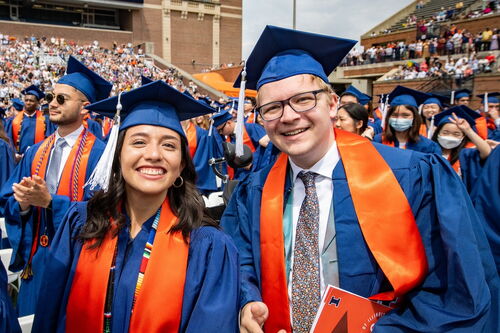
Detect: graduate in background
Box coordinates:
(32, 80, 239, 333)
(0, 118, 15, 200)
(0, 230, 21, 333)
(4, 85, 55, 158)
(419, 93, 447, 138)
(339, 85, 382, 136)
(472, 146, 500, 272)
(0, 56, 110, 316)
(476, 92, 500, 140)
(432, 106, 491, 193)
(334, 102, 371, 139)
(222, 25, 498, 333)
(374, 86, 442, 154)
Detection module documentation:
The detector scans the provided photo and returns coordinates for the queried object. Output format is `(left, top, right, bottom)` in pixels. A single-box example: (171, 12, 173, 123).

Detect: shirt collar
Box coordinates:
(289, 141, 340, 182)
(55, 125, 84, 148)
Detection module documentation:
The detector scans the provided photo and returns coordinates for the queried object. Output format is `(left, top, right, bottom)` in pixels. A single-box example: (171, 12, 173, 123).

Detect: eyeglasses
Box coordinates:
(256, 89, 326, 121)
(45, 93, 83, 105)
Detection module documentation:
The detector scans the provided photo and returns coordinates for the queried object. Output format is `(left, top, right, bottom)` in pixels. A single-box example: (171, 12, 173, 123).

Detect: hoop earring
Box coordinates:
(173, 176, 184, 188)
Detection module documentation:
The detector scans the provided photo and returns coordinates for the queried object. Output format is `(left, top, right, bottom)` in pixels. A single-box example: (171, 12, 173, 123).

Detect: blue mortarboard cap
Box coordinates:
(211, 110, 233, 128)
(21, 85, 45, 100)
(434, 105, 480, 128)
(234, 25, 356, 90)
(477, 92, 500, 104)
(453, 89, 471, 100)
(57, 56, 112, 103)
(86, 81, 214, 138)
(11, 98, 24, 111)
(388, 86, 430, 108)
(141, 75, 153, 86)
(423, 93, 448, 108)
(344, 85, 371, 105)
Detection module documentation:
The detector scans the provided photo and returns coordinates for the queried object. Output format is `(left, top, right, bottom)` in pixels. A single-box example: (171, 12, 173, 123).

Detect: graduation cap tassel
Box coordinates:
(235, 63, 247, 157)
(484, 92, 489, 113)
(208, 118, 214, 137)
(85, 91, 123, 192)
(418, 104, 423, 115)
(428, 115, 435, 139)
(450, 90, 455, 105)
(381, 94, 389, 129)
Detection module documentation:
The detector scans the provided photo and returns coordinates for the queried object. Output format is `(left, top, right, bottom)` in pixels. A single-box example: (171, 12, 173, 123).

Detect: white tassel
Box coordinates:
(484, 92, 489, 113)
(208, 118, 214, 137)
(418, 104, 423, 115)
(450, 90, 455, 105)
(85, 91, 123, 192)
(381, 94, 389, 129)
(427, 115, 435, 139)
(235, 63, 247, 157)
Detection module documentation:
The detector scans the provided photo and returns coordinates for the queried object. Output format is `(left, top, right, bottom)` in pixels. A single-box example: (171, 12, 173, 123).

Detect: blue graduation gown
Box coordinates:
(221, 143, 499, 332)
(0, 140, 15, 205)
(192, 126, 219, 195)
(0, 230, 21, 333)
(0, 134, 105, 316)
(458, 148, 485, 193)
(85, 118, 104, 140)
(5, 113, 55, 155)
(488, 128, 500, 141)
(32, 202, 240, 333)
(368, 119, 383, 135)
(374, 134, 442, 154)
(472, 146, 500, 272)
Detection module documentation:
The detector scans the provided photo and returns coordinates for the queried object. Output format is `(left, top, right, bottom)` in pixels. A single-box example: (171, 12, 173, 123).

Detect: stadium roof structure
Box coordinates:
(48, 0, 144, 10)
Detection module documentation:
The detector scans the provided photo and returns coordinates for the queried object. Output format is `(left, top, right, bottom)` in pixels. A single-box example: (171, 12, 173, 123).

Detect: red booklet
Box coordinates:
(311, 285, 393, 333)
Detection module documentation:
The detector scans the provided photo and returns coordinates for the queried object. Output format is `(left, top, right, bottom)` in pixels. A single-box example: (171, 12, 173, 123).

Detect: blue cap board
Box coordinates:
(85, 80, 214, 138)
(388, 86, 430, 108)
(343, 85, 371, 105)
(21, 85, 45, 100)
(434, 105, 480, 128)
(423, 93, 449, 108)
(211, 109, 233, 128)
(57, 56, 112, 103)
(141, 75, 154, 86)
(476, 92, 500, 104)
(234, 25, 356, 90)
(453, 89, 471, 101)
(11, 98, 24, 111)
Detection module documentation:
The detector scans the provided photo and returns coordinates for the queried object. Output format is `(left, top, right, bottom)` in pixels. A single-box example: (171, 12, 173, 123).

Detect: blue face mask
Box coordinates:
(389, 118, 413, 132)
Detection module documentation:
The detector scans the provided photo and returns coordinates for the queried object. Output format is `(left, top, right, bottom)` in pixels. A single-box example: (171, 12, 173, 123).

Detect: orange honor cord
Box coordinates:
(335, 129, 427, 300)
(186, 122, 198, 159)
(419, 124, 427, 137)
(260, 153, 292, 332)
(34, 111, 46, 144)
(12, 112, 24, 152)
(67, 200, 188, 332)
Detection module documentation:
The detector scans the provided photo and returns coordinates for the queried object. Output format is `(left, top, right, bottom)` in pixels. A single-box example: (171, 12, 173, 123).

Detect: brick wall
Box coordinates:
(361, 29, 417, 49)
(219, 16, 242, 66)
(0, 21, 132, 48)
(344, 65, 397, 77)
(132, 6, 163, 57)
(170, 11, 214, 73)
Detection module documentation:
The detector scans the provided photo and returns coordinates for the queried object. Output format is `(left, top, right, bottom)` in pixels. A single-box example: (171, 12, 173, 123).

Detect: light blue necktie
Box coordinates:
(292, 171, 321, 333)
(46, 138, 66, 194)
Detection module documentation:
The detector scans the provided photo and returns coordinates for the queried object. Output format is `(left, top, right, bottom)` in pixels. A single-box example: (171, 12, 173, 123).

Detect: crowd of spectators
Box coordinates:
(0, 33, 211, 111)
(343, 25, 499, 67)
(384, 51, 498, 81)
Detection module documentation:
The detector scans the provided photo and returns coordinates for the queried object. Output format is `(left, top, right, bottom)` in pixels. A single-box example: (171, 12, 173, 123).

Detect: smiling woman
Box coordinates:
(32, 81, 240, 333)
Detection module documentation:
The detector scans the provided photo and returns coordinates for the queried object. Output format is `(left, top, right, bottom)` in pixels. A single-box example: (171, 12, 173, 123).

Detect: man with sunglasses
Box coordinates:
(0, 55, 110, 316)
(212, 108, 267, 180)
(4, 85, 55, 158)
(221, 26, 498, 333)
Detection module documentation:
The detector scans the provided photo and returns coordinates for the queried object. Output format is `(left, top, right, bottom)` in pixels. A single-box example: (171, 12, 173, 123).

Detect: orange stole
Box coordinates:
(419, 124, 427, 137)
(66, 200, 189, 333)
(260, 129, 427, 332)
(185, 122, 197, 159)
(382, 136, 406, 149)
(12, 110, 46, 152)
(475, 116, 488, 140)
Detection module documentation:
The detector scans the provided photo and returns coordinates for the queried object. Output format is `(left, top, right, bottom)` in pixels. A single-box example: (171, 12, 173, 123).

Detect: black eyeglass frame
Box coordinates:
(256, 89, 327, 122)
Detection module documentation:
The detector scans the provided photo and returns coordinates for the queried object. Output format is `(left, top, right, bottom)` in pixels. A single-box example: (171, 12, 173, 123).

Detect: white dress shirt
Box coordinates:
(287, 141, 340, 299)
(50, 126, 84, 181)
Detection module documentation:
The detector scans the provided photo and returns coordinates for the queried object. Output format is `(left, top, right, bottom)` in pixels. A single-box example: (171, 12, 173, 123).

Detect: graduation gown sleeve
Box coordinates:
(180, 227, 240, 333)
(0, 233, 21, 333)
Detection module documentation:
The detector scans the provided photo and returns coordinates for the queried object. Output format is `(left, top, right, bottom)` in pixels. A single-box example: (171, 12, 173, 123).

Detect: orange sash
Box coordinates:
(374, 108, 383, 120)
(382, 136, 406, 150)
(12, 110, 46, 152)
(260, 129, 427, 332)
(185, 122, 197, 159)
(66, 200, 189, 333)
(419, 124, 427, 137)
(102, 117, 113, 137)
(475, 116, 488, 140)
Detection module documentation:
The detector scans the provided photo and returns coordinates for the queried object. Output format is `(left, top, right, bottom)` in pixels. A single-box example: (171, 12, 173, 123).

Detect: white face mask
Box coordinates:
(437, 135, 463, 149)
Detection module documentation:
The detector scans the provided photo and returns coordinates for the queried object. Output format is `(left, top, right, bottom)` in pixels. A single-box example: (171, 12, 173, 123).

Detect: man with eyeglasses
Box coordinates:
(4, 85, 55, 158)
(0, 55, 110, 316)
(221, 25, 498, 333)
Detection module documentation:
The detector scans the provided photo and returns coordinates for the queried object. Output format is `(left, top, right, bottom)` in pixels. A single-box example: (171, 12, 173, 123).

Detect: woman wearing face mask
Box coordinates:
(374, 86, 442, 154)
(334, 102, 375, 139)
(32, 81, 240, 333)
(432, 106, 491, 193)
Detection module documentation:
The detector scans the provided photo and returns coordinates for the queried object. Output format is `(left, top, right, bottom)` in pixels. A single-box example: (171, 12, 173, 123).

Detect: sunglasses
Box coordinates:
(46, 93, 83, 105)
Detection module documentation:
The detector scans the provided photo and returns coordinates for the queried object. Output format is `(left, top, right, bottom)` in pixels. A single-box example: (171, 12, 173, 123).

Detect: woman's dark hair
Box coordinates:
(0, 120, 10, 144)
(80, 128, 217, 248)
(383, 104, 422, 144)
(338, 103, 369, 134)
(431, 122, 469, 165)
